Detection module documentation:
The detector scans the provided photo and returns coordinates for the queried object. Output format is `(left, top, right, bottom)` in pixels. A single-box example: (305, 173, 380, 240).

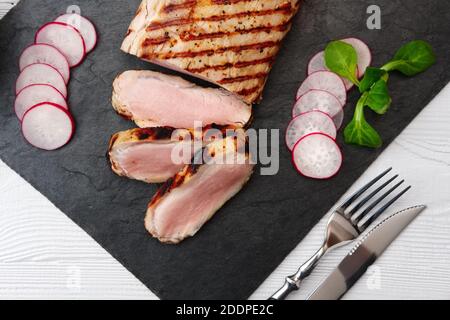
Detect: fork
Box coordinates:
(269, 168, 411, 300)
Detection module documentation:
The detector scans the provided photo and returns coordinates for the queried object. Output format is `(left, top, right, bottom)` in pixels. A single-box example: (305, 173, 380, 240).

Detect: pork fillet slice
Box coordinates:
(108, 125, 237, 183)
(121, 0, 301, 104)
(112, 70, 252, 129)
(108, 127, 192, 183)
(145, 137, 254, 244)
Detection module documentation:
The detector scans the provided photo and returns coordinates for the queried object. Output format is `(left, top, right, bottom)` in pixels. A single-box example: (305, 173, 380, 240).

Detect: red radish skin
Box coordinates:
(15, 63, 67, 98)
(55, 14, 97, 53)
(292, 133, 343, 180)
(293, 89, 344, 130)
(307, 51, 356, 91)
(19, 44, 70, 84)
(296, 71, 347, 106)
(21, 102, 75, 151)
(16, 83, 65, 98)
(15, 84, 68, 121)
(35, 22, 86, 68)
(285, 111, 337, 151)
(341, 38, 372, 78)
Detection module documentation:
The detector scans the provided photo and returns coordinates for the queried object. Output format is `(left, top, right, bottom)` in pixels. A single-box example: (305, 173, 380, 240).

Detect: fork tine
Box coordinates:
(353, 179, 405, 225)
(339, 168, 393, 211)
(347, 174, 399, 219)
(359, 186, 411, 231)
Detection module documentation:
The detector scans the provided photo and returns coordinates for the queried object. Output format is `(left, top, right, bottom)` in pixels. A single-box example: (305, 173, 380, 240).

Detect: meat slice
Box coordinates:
(145, 137, 254, 244)
(121, 0, 301, 104)
(108, 125, 236, 183)
(112, 70, 252, 128)
(108, 127, 191, 183)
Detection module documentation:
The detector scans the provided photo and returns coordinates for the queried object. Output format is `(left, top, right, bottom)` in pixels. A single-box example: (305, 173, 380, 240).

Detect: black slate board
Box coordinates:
(0, 0, 449, 300)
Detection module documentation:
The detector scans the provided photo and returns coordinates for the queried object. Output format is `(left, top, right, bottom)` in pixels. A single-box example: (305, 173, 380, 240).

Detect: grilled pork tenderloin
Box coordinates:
(121, 0, 302, 104)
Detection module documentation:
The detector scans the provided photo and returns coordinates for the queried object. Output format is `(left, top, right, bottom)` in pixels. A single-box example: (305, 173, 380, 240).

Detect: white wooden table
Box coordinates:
(1, 1, 450, 300)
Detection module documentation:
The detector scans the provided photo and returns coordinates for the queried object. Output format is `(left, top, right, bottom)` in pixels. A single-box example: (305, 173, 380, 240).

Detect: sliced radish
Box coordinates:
(16, 63, 67, 98)
(307, 51, 356, 91)
(285, 111, 337, 151)
(35, 22, 86, 67)
(15, 84, 68, 121)
(292, 133, 342, 180)
(19, 44, 70, 84)
(55, 14, 97, 53)
(296, 71, 347, 106)
(21, 102, 74, 151)
(341, 38, 372, 78)
(293, 89, 344, 130)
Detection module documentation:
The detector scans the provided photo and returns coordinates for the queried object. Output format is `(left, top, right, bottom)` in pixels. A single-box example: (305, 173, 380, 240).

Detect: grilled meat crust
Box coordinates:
(121, 0, 301, 104)
(109, 127, 177, 149)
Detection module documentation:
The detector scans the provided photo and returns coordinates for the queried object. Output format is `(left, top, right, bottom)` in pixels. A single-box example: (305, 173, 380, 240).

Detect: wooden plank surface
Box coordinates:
(1, 0, 449, 300)
(0, 1, 17, 16)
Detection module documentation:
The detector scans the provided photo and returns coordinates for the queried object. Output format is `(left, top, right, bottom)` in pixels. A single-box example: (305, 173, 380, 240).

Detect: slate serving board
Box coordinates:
(0, 0, 449, 300)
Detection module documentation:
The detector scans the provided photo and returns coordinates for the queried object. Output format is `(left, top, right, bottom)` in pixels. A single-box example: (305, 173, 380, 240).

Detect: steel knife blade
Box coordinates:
(307, 205, 426, 300)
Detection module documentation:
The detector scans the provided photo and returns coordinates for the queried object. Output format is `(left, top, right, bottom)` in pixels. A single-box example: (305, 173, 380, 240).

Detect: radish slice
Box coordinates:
(285, 111, 337, 151)
(35, 22, 86, 67)
(16, 63, 67, 98)
(293, 89, 344, 130)
(341, 38, 372, 78)
(296, 71, 347, 106)
(55, 14, 97, 53)
(15, 84, 68, 121)
(307, 51, 356, 91)
(19, 44, 70, 84)
(292, 133, 342, 179)
(21, 102, 74, 151)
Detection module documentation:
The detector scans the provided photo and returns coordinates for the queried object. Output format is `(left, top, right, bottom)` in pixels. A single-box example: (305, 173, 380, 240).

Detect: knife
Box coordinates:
(307, 205, 426, 300)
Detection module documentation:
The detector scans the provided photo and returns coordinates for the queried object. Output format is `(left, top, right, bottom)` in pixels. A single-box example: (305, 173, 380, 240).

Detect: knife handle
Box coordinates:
(269, 245, 327, 300)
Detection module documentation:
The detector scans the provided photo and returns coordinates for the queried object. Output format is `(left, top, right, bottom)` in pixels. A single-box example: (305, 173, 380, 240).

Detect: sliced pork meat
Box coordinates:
(108, 127, 191, 183)
(145, 137, 254, 244)
(108, 125, 237, 183)
(112, 70, 252, 129)
(121, 0, 301, 104)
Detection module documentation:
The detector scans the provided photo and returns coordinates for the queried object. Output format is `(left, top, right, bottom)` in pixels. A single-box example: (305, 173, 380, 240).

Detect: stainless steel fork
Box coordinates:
(269, 168, 411, 300)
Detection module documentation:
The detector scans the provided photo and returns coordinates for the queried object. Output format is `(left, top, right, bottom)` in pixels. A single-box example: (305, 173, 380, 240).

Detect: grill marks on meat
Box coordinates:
(145, 137, 254, 243)
(146, 3, 293, 31)
(121, 0, 301, 104)
(112, 70, 252, 129)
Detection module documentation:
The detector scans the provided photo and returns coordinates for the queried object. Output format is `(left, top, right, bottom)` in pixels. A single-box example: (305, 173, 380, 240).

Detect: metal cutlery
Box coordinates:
(269, 168, 411, 300)
(307, 205, 425, 300)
